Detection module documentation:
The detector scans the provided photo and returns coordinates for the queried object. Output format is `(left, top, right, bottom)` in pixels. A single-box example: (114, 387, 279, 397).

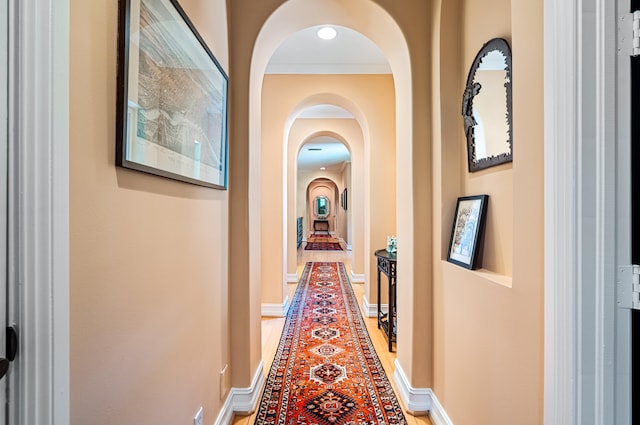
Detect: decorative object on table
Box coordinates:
(116, 0, 229, 189)
(447, 195, 489, 270)
(386, 235, 397, 253)
(462, 38, 512, 172)
(254, 262, 406, 425)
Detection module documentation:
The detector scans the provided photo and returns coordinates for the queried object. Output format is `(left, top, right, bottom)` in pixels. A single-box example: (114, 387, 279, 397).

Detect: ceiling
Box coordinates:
(265, 25, 391, 75)
(266, 25, 390, 172)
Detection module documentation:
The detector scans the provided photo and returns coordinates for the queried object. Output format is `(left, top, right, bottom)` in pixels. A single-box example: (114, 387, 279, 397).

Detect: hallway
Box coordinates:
(232, 241, 432, 425)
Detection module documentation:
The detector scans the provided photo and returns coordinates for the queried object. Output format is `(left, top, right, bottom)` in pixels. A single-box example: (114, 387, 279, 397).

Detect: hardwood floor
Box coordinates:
(231, 237, 432, 425)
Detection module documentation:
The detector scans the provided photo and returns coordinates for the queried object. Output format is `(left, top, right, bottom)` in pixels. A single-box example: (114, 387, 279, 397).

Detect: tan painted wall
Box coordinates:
(69, 1, 231, 424)
(261, 75, 396, 309)
(345, 162, 353, 245)
(338, 163, 351, 244)
(432, 0, 543, 423)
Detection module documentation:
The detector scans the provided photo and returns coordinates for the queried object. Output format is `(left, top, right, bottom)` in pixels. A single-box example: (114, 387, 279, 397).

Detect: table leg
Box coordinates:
(377, 267, 381, 329)
(388, 275, 393, 352)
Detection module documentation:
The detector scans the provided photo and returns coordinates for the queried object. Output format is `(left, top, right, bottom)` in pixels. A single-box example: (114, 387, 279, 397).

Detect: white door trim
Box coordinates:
(0, 0, 8, 419)
(545, 0, 622, 424)
(543, 0, 580, 420)
(11, 0, 70, 423)
(614, 0, 633, 423)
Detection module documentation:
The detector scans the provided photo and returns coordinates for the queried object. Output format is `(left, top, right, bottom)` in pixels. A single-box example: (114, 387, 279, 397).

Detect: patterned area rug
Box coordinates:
(255, 262, 406, 425)
(305, 242, 343, 251)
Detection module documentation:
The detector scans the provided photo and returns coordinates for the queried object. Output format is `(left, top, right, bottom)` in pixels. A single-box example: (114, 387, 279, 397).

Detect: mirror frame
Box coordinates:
(461, 37, 513, 172)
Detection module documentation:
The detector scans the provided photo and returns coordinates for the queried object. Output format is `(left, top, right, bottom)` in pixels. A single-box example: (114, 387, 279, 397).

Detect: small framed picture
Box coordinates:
(447, 195, 489, 270)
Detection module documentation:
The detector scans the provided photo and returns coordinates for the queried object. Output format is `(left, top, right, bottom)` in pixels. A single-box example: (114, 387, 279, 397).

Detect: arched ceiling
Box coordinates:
(265, 25, 391, 75)
(298, 137, 351, 172)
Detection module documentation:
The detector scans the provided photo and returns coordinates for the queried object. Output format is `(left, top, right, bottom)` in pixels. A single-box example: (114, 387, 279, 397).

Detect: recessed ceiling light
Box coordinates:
(317, 26, 337, 40)
(320, 167, 326, 170)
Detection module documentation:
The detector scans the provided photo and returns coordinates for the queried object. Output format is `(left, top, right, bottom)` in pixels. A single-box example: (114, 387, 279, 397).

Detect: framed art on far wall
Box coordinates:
(342, 188, 348, 210)
(447, 194, 489, 270)
(116, 0, 229, 189)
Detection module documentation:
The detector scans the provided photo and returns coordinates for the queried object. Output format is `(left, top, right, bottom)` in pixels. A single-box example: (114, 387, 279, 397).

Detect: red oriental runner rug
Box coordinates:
(304, 242, 343, 251)
(255, 262, 406, 425)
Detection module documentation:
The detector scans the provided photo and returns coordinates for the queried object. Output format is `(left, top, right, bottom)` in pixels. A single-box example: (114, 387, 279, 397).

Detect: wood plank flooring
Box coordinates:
(231, 237, 432, 425)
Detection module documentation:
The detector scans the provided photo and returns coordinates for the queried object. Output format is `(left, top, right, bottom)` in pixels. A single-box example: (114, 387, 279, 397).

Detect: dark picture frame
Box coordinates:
(116, 0, 229, 189)
(341, 188, 348, 210)
(447, 195, 489, 270)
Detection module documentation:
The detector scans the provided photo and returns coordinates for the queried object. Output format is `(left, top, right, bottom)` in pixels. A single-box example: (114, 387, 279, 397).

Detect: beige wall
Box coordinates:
(345, 162, 353, 245)
(261, 75, 396, 310)
(432, 0, 543, 424)
(69, 1, 231, 424)
(338, 162, 351, 244)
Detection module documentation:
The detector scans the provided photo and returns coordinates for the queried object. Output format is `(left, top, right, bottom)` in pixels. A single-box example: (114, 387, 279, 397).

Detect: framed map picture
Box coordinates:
(116, 0, 229, 189)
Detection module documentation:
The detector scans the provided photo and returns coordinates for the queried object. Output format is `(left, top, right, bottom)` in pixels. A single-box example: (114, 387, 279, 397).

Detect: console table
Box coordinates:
(375, 248, 397, 351)
(313, 219, 330, 234)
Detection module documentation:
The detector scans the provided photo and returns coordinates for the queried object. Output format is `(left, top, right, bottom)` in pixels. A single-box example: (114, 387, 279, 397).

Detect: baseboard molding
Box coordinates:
(231, 360, 266, 414)
(261, 296, 290, 317)
(393, 359, 431, 415)
(214, 389, 234, 425)
(428, 391, 455, 425)
(362, 295, 387, 317)
(346, 244, 352, 251)
(350, 270, 365, 283)
(287, 273, 298, 283)
(215, 361, 266, 425)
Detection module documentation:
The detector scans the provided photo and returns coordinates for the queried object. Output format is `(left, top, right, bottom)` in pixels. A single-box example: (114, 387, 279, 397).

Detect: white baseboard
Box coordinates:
(214, 388, 234, 425)
(215, 361, 266, 425)
(362, 295, 387, 317)
(261, 296, 290, 317)
(287, 273, 298, 283)
(428, 390, 455, 425)
(346, 244, 352, 251)
(350, 270, 365, 283)
(393, 359, 431, 414)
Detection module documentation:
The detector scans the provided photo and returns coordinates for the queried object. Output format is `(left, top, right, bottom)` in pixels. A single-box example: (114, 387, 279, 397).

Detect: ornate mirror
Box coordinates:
(461, 38, 512, 172)
(313, 196, 330, 219)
